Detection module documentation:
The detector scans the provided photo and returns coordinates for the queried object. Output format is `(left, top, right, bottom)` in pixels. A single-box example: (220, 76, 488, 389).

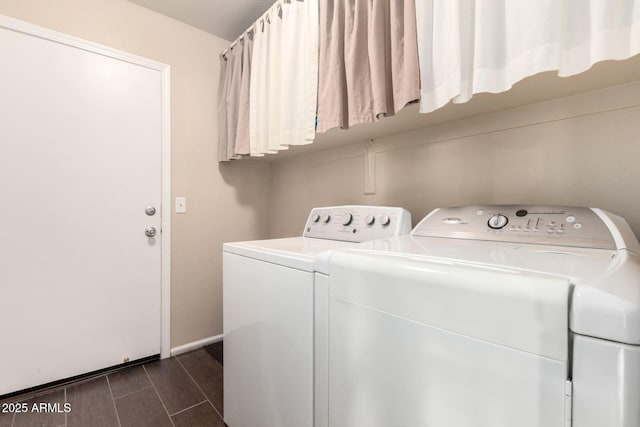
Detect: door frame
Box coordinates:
(0, 15, 172, 359)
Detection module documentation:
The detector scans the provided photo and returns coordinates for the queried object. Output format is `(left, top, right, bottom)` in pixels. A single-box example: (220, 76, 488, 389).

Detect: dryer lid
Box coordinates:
(224, 237, 360, 271)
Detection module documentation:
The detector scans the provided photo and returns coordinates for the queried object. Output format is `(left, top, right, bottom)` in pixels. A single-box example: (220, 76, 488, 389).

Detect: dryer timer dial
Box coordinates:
(488, 214, 509, 229)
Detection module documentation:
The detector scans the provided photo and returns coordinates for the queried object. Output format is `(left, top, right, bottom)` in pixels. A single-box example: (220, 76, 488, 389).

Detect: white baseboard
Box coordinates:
(169, 334, 223, 357)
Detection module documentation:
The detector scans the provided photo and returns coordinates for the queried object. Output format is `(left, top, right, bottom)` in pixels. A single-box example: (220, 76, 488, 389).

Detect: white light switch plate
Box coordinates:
(175, 197, 186, 214)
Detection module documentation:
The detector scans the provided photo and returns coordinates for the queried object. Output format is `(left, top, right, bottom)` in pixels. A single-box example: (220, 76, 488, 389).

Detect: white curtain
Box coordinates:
(416, 0, 640, 114)
(250, 0, 319, 157)
(250, 10, 278, 156)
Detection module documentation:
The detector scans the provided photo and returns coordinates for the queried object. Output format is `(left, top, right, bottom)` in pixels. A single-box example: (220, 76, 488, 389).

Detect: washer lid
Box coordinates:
(571, 250, 640, 345)
(407, 205, 640, 345)
(327, 249, 571, 361)
(321, 235, 640, 346)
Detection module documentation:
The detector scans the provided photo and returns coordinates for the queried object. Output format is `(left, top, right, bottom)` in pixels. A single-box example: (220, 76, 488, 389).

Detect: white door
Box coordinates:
(0, 19, 165, 395)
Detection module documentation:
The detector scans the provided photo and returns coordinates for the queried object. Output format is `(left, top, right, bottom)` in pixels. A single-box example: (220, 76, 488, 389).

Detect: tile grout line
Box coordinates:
(142, 365, 176, 427)
(105, 376, 123, 427)
(174, 355, 225, 422)
(111, 385, 154, 401)
(168, 400, 208, 417)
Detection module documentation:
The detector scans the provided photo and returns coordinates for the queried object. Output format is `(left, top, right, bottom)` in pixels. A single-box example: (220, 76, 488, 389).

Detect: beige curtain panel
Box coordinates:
(218, 32, 253, 162)
(317, 0, 421, 133)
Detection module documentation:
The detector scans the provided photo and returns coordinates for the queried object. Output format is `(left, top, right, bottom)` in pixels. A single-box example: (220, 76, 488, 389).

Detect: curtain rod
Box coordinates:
(221, 26, 252, 60)
(221, 0, 295, 59)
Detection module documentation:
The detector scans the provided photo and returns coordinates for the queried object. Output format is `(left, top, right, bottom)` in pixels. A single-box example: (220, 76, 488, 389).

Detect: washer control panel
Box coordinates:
(413, 205, 617, 249)
(303, 206, 412, 242)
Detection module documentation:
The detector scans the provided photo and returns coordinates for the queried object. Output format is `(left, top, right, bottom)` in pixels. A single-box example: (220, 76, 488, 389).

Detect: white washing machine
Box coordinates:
(315, 205, 640, 427)
(223, 205, 411, 427)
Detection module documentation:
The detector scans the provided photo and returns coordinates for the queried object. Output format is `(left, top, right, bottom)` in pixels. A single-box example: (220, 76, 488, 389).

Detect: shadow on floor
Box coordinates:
(203, 341, 223, 366)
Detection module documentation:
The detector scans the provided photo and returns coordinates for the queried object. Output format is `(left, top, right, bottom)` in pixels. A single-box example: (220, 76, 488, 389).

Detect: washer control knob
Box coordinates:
(365, 214, 375, 225)
(380, 215, 391, 227)
(312, 214, 321, 223)
(342, 213, 353, 226)
(322, 214, 331, 224)
(488, 214, 509, 229)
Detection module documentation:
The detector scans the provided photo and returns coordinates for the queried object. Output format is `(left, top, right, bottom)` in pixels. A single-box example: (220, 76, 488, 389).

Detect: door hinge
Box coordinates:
(565, 380, 573, 427)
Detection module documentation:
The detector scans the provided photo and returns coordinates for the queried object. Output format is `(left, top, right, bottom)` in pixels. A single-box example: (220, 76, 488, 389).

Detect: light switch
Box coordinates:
(175, 197, 186, 214)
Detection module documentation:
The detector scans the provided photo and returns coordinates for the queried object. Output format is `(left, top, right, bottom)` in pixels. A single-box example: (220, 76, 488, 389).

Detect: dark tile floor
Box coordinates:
(0, 344, 225, 427)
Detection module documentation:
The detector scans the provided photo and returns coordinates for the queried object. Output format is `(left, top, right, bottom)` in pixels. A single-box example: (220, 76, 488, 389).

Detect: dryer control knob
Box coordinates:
(322, 214, 331, 223)
(380, 215, 391, 227)
(365, 214, 375, 225)
(342, 213, 353, 226)
(488, 214, 509, 229)
(312, 214, 321, 223)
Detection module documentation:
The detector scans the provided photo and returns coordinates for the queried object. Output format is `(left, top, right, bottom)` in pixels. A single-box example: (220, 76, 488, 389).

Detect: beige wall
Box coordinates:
(0, 0, 271, 347)
(270, 80, 640, 240)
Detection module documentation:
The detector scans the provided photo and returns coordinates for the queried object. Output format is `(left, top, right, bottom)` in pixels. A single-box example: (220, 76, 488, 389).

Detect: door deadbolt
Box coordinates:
(145, 206, 156, 216)
(145, 227, 157, 237)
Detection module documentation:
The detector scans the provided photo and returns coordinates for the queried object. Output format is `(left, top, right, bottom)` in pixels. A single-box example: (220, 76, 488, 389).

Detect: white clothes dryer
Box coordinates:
(315, 205, 640, 427)
(223, 206, 411, 427)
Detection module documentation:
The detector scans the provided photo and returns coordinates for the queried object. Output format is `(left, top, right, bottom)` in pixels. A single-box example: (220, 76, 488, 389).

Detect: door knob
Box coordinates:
(145, 227, 157, 237)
